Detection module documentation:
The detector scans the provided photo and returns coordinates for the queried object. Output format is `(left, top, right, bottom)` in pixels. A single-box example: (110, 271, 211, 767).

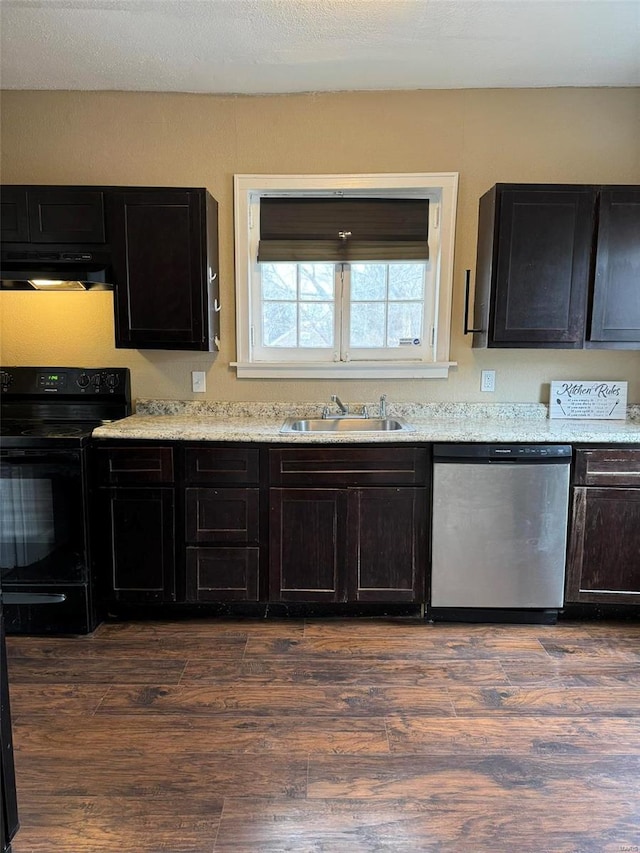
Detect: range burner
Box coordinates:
(0, 419, 102, 445)
(20, 425, 89, 438)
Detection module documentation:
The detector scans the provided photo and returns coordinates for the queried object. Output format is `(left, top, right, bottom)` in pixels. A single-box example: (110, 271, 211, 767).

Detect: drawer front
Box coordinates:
(270, 447, 429, 486)
(96, 446, 174, 484)
(186, 547, 259, 601)
(184, 447, 260, 484)
(185, 487, 260, 543)
(574, 448, 640, 487)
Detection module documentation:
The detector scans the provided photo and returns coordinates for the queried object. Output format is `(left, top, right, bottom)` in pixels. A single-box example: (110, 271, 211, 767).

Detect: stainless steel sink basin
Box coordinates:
(280, 417, 415, 433)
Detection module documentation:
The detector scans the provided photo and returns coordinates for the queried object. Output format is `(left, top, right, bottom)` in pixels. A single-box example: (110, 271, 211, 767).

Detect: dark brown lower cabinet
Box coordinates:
(565, 448, 640, 605)
(269, 486, 426, 603)
(270, 488, 347, 602)
(566, 487, 640, 604)
(93, 444, 177, 606)
(102, 487, 176, 604)
(348, 487, 426, 602)
(93, 442, 430, 610)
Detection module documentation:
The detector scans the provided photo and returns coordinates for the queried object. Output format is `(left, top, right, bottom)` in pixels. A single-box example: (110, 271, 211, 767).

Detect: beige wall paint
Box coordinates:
(1, 88, 639, 406)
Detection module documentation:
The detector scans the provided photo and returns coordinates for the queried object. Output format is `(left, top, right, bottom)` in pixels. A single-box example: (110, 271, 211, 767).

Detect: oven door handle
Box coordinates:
(1, 592, 67, 605)
(1, 450, 80, 460)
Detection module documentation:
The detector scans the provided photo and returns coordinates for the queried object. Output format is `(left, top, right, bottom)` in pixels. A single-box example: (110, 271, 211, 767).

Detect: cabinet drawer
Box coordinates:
(184, 446, 259, 484)
(270, 447, 428, 486)
(574, 449, 640, 487)
(96, 446, 174, 484)
(185, 487, 260, 543)
(186, 547, 259, 601)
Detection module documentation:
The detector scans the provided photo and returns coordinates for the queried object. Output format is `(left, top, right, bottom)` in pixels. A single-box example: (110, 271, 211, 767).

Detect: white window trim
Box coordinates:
(233, 172, 459, 379)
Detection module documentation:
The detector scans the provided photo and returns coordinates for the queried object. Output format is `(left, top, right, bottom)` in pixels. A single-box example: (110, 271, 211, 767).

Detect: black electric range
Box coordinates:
(0, 366, 131, 634)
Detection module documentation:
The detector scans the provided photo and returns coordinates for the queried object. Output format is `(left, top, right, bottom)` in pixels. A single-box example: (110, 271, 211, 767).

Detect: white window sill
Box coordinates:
(232, 361, 456, 379)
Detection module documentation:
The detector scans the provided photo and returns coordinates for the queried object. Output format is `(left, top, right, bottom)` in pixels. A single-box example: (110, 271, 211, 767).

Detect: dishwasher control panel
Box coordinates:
(433, 444, 572, 461)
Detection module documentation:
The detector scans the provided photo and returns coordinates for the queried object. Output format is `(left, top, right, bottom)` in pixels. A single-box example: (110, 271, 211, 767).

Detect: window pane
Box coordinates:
(263, 302, 297, 347)
(299, 303, 334, 347)
(351, 264, 386, 301)
(262, 263, 297, 300)
(299, 263, 334, 300)
(350, 303, 386, 347)
(388, 263, 425, 300)
(387, 302, 423, 346)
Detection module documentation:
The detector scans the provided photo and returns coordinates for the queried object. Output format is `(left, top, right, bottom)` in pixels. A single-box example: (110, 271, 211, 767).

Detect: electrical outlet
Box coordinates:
(191, 371, 206, 393)
(480, 369, 496, 393)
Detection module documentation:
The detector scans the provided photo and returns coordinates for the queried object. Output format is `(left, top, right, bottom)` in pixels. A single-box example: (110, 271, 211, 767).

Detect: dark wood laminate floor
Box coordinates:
(5, 618, 640, 852)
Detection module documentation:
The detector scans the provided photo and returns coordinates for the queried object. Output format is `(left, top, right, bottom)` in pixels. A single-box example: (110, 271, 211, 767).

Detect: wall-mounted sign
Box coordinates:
(550, 380, 628, 420)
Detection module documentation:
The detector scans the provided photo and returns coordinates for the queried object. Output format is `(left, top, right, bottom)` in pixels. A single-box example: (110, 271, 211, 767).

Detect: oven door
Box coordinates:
(0, 449, 93, 634)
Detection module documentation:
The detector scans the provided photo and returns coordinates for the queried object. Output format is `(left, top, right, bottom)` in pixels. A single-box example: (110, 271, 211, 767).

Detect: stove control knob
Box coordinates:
(77, 373, 90, 388)
(105, 373, 119, 389)
(91, 373, 102, 389)
(0, 370, 13, 390)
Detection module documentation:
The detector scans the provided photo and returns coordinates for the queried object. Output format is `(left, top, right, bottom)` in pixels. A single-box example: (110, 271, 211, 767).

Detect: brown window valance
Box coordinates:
(257, 197, 429, 262)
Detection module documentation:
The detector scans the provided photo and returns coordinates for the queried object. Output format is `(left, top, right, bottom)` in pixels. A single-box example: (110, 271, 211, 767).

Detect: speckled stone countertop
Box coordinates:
(91, 400, 640, 444)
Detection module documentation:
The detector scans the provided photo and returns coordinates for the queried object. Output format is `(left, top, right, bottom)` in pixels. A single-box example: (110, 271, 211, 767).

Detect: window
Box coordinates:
(233, 173, 458, 379)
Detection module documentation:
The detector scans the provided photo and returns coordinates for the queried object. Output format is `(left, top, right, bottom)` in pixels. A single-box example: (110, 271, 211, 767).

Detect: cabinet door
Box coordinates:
(347, 487, 427, 602)
(1, 186, 29, 241)
(102, 487, 175, 603)
(186, 547, 259, 601)
(269, 488, 347, 602)
(486, 186, 594, 347)
(566, 487, 640, 604)
(110, 189, 217, 350)
(589, 189, 640, 346)
(27, 189, 106, 243)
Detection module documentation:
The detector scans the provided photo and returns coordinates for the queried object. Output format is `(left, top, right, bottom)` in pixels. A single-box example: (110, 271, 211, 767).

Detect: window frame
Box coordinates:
(233, 173, 459, 379)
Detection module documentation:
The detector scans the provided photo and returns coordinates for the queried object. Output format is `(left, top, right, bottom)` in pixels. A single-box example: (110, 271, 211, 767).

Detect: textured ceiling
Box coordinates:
(1, 0, 639, 94)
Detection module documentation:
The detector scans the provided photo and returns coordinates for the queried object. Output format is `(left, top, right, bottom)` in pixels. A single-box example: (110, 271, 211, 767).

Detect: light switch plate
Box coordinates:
(191, 370, 206, 393)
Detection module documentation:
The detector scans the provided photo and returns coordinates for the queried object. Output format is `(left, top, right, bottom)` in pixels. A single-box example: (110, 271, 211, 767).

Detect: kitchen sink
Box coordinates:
(280, 417, 415, 433)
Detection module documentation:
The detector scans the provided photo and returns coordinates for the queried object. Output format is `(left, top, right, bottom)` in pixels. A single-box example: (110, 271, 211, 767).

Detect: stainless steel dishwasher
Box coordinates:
(430, 444, 572, 623)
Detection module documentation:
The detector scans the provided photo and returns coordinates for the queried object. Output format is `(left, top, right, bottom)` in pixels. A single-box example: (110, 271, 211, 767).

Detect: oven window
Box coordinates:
(0, 452, 86, 584)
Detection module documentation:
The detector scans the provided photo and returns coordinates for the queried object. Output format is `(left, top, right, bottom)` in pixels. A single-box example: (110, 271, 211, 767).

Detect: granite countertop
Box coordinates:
(91, 400, 640, 444)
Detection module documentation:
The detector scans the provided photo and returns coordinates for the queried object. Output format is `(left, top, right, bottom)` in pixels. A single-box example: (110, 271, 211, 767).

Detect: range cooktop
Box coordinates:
(0, 366, 131, 449)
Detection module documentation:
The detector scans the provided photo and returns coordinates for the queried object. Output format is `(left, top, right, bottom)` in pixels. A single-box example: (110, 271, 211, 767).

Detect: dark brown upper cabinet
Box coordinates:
(109, 188, 219, 351)
(589, 189, 640, 347)
(1, 186, 106, 243)
(1, 184, 220, 352)
(471, 183, 640, 350)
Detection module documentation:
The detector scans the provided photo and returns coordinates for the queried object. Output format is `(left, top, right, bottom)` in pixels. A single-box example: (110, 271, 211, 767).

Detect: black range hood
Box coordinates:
(1, 249, 114, 291)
